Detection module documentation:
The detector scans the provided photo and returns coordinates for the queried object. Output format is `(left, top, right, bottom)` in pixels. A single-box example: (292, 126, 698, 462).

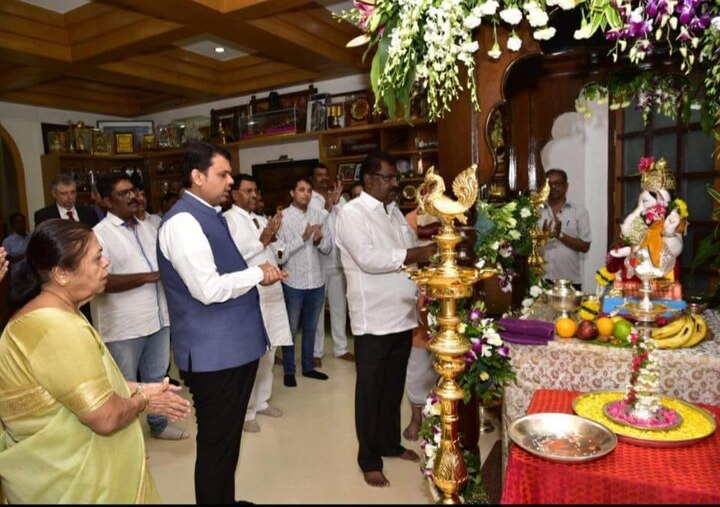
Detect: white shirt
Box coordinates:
(538, 200, 592, 283)
(91, 212, 169, 342)
(141, 213, 162, 229)
(277, 204, 333, 290)
(158, 191, 263, 305)
(309, 190, 346, 271)
(57, 204, 79, 221)
(225, 205, 292, 347)
(336, 191, 419, 336)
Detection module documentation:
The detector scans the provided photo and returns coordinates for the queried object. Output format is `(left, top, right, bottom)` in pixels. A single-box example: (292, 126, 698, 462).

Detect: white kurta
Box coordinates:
(225, 205, 292, 347)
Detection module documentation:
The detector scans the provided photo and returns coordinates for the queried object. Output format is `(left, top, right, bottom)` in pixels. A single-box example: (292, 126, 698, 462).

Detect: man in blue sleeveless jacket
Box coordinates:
(158, 142, 286, 504)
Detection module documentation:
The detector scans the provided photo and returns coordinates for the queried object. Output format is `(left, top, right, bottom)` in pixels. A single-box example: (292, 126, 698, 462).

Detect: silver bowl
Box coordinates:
(546, 290, 585, 319)
(508, 413, 617, 463)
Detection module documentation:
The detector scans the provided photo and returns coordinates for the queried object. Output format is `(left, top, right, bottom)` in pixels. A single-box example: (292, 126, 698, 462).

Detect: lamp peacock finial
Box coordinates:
(416, 165, 478, 225)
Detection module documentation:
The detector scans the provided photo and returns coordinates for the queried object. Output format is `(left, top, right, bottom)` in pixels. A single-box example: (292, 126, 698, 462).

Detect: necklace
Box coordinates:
(41, 288, 77, 312)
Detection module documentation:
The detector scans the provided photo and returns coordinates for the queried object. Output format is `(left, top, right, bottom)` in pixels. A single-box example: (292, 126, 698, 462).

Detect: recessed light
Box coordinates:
(214, 46, 225, 53)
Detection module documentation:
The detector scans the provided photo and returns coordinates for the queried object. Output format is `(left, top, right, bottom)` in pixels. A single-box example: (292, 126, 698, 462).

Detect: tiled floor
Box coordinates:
(145, 336, 500, 504)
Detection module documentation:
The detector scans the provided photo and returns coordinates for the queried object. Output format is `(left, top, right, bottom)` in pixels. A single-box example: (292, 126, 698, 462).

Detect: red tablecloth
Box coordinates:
(501, 389, 720, 504)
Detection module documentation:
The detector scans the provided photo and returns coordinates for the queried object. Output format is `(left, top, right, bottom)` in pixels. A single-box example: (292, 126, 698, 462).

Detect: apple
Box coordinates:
(576, 320, 599, 340)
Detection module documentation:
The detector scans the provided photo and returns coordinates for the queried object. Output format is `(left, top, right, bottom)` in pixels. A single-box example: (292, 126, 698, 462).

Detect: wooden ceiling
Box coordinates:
(0, 0, 367, 116)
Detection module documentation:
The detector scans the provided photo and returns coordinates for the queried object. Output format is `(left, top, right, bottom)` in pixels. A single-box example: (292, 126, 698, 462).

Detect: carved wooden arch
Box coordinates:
(0, 123, 29, 224)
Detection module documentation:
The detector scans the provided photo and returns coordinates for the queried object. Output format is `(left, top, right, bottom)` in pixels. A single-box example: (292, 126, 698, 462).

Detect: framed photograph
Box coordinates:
(114, 132, 135, 154)
(306, 93, 330, 132)
(92, 129, 111, 155)
(41, 123, 69, 154)
(97, 120, 153, 152)
(338, 162, 358, 181)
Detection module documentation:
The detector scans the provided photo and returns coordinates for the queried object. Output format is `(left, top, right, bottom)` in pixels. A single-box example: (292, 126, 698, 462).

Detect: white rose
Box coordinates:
(529, 285, 543, 297)
(520, 207, 532, 218)
(509, 230, 521, 240)
(478, 0, 499, 16)
(499, 7, 523, 25)
(486, 330, 503, 346)
(428, 313, 437, 327)
(475, 259, 486, 269)
(457, 323, 467, 334)
(574, 23, 592, 40)
(507, 217, 517, 227)
(558, 0, 576, 9)
(424, 445, 436, 458)
(487, 41, 502, 59)
(533, 27, 557, 40)
(499, 247, 511, 258)
(507, 33, 522, 51)
(490, 241, 500, 250)
(521, 297, 534, 308)
(712, 17, 720, 31)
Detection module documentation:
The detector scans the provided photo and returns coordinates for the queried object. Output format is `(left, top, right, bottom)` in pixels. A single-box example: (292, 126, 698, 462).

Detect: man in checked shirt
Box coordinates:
(276, 175, 334, 387)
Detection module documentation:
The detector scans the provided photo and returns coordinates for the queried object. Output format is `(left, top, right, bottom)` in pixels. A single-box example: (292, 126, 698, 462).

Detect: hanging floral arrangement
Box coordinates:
(337, 1, 720, 129)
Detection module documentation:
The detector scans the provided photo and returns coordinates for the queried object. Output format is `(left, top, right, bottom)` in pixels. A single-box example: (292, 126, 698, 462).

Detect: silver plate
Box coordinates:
(508, 413, 617, 463)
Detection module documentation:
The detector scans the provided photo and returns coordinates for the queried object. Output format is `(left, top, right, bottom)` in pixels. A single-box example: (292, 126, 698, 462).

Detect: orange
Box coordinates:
(596, 316, 615, 337)
(555, 317, 578, 338)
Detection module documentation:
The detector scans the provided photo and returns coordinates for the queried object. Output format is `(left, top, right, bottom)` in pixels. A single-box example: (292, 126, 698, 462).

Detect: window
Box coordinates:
(610, 108, 720, 293)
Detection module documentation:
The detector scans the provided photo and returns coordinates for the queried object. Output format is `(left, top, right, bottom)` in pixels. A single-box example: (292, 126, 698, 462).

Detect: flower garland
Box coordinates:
(474, 193, 539, 292)
(625, 328, 662, 415)
(338, 1, 719, 124)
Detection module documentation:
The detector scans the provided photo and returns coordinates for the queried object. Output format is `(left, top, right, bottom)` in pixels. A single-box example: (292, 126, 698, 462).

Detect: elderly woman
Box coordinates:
(0, 220, 191, 503)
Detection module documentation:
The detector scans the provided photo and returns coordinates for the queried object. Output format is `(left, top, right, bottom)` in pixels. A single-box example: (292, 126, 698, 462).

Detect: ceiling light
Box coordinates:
(214, 46, 226, 54)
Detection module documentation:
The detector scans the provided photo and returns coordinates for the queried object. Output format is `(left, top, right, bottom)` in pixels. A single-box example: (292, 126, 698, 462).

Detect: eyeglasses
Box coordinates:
(114, 188, 138, 199)
(370, 172, 400, 182)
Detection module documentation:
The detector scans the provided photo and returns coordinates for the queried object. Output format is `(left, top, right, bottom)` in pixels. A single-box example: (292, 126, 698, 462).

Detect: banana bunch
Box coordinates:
(652, 313, 708, 349)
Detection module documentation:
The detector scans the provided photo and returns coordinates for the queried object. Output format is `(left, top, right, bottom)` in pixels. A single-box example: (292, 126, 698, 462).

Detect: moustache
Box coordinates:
(128, 200, 139, 206)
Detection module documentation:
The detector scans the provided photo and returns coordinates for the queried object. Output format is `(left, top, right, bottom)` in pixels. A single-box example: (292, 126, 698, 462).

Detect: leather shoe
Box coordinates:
(337, 352, 355, 362)
(313, 357, 322, 368)
(302, 369, 329, 380)
(284, 374, 297, 387)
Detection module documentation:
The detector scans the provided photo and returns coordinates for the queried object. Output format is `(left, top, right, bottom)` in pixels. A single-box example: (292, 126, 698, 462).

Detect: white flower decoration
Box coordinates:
(478, 0, 499, 17)
(507, 33, 522, 51)
(558, 0, 577, 10)
(520, 207, 532, 218)
(464, 14, 482, 29)
(480, 371, 490, 381)
(712, 17, 720, 31)
(533, 27, 557, 40)
(526, 8, 548, 27)
(499, 7, 522, 25)
(529, 285, 543, 298)
(487, 41, 502, 59)
(457, 322, 467, 334)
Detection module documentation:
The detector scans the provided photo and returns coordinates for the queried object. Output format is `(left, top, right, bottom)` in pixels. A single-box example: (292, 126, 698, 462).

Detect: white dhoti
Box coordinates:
(405, 347, 436, 406)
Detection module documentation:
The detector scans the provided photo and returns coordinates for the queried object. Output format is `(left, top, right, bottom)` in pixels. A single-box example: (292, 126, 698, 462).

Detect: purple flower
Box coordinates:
(646, 0, 659, 18)
(498, 346, 510, 357)
(469, 308, 483, 322)
(678, 2, 695, 25)
(465, 349, 478, 364)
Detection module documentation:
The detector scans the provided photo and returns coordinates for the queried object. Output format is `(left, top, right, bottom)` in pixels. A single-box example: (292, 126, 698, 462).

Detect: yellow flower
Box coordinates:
(594, 267, 615, 287)
(672, 198, 689, 218)
(480, 371, 490, 381)
(457, 323, 467, 334)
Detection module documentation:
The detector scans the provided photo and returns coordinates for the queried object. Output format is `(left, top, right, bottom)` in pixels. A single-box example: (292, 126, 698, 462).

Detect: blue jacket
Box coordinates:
(157, 193, 268, 372)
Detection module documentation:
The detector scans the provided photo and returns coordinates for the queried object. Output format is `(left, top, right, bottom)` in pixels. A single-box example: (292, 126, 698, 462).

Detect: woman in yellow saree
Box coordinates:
(0, 220, 191, 504)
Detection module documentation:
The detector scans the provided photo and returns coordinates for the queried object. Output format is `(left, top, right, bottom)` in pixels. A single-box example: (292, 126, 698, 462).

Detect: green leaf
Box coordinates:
(691, 234, 720, 272)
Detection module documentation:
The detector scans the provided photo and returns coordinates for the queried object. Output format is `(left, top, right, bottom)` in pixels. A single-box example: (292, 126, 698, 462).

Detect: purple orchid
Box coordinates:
(498, 346, 510, 358)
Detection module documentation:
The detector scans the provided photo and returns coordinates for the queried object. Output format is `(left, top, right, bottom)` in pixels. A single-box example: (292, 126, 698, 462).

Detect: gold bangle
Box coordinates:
(132, 384, 149, 413)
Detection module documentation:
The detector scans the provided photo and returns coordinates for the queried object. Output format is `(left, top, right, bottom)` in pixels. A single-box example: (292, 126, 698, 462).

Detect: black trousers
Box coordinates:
(354, 330, 413, 472)
(180, 360, 259, 504)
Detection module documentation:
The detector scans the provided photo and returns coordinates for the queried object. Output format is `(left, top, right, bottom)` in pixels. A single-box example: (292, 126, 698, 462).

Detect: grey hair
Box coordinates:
(51, 172, 76, 191)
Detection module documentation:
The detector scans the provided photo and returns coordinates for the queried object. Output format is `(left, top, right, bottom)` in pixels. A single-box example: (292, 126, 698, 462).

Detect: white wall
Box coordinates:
(0, 102, 123, 224)
(541, 100, 609, 291)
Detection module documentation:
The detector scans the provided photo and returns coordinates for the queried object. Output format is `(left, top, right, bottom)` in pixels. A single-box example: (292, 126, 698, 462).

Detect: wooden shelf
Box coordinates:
(389, 149, 438, 156)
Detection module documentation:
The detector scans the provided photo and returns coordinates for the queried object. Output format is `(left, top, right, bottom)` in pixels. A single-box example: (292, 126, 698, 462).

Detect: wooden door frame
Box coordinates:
(0, 123, 29, 224)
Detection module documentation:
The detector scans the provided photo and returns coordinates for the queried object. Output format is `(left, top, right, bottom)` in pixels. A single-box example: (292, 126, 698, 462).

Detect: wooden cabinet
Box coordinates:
(318, 118, 438, 212)
(40, 149, 239, 214)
